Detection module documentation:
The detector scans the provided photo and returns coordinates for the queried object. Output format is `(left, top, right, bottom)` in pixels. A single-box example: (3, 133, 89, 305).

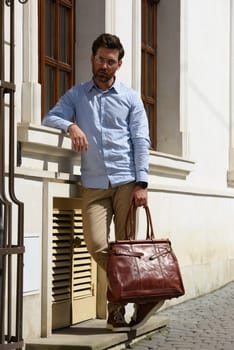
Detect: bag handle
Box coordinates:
(125, 204, 156, 240)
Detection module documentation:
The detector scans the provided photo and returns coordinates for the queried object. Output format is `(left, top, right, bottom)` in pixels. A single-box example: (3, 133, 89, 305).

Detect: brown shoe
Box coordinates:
(129, 300, 164, 329)
(106, 303, 131, 332)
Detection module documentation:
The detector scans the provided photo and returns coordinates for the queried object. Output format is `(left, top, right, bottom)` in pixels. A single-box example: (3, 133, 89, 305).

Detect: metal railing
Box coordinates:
(0, 1, 27, 349)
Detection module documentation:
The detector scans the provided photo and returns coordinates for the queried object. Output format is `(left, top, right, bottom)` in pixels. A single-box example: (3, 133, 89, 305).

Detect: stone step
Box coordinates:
(25, 316, 168, 350)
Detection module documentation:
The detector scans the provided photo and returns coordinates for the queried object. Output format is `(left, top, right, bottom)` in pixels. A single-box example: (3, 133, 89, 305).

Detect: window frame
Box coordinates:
(141, 0, 158, 149)
(38, 0, 75, 117)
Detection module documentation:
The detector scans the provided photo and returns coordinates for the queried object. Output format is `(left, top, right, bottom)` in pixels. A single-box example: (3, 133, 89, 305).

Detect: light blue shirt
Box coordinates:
(43, 79, 150, 189)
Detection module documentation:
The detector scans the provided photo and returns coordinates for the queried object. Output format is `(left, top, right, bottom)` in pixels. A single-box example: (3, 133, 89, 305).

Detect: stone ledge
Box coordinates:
(149, 151, 194, 179)
(25, 316, 168, 350)
(17, 123, 194, 180)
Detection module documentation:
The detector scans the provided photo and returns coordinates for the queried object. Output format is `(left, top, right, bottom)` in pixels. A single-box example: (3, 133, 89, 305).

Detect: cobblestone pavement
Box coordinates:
(128, 281, 234, 350)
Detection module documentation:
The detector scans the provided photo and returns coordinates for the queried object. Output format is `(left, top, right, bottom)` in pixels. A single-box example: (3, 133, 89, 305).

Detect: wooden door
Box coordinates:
(52, 197, 97, 329)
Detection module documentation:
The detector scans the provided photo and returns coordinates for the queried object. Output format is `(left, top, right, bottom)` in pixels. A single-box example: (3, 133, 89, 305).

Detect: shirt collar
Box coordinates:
(86, 79, 120, 94)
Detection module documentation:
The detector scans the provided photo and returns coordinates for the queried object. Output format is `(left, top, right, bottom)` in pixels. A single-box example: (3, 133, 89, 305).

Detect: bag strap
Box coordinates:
(125, 204, 156, 240)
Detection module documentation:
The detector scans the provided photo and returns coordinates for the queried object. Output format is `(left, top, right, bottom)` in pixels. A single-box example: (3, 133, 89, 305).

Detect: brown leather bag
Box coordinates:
(107, 204, 185, 303)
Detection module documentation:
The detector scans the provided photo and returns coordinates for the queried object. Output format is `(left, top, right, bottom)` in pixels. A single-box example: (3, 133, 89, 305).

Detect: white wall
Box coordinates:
(146, 190, 234, 302)
(75, 0, 105, 83)
(185, 0, 230, 189)
(75, 0, 135, 87)
(146, 0, 234, 307)
(157, 0, 182, 156)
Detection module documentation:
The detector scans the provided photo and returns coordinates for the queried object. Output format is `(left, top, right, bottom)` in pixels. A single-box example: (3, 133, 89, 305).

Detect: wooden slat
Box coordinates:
(52, 206, 93, 301)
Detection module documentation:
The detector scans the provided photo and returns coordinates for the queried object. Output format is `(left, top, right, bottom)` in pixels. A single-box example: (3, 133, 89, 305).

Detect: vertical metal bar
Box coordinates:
(0, 1, 4, 77)
(7, 2, 14, 343)
(8, 2, 24, 344)
(0, 1, 7, 344)
(0, 83, 13, 344)
(0, 87, 7, 345)
(0, 0, 25, 349)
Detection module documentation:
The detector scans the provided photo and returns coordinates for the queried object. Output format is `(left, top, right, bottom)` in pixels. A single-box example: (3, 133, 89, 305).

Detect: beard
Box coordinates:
(93, 68, 114, 83)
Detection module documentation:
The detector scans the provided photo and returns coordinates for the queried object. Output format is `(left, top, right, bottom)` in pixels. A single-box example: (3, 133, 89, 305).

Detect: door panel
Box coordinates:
(52, 198, 97, 329)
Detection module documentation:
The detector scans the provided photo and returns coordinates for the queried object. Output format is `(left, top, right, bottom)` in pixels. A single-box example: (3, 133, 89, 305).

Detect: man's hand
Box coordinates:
(130, 185, 148, 207)
(68, 124, 89, 152)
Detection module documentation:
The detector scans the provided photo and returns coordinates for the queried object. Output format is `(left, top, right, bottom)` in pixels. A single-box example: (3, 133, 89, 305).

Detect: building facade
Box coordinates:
(1, 0, 234, 345)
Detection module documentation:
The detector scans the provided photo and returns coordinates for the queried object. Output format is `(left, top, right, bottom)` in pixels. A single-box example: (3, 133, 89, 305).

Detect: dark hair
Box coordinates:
(92, 33, 125, 60)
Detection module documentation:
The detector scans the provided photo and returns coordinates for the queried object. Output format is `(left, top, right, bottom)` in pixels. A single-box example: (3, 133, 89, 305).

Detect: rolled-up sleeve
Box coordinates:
(42, 88, 76, 132)
(129, 93, 151, 182)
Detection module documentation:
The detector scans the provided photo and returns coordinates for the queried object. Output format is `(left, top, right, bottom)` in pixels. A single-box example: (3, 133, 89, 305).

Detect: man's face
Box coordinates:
(91, 47, 122, 85)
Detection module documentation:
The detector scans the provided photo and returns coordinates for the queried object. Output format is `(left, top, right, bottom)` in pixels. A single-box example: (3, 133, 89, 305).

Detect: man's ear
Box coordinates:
(117, 59, 122, 70)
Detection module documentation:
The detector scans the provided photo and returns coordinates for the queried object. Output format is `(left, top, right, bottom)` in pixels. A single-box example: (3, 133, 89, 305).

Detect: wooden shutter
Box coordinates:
(52, 198, 97, 329)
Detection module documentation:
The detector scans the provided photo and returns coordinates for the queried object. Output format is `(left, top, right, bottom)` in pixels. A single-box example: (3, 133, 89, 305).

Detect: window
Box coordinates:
(141, 0, 159, 149)
(39, 0, 75, 117)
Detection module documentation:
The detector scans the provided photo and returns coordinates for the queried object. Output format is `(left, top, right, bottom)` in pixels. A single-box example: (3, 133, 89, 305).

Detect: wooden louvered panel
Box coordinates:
(52, 255, 70, 262)
(74, 276, 91, 283)
(72, 209, 93, 299)
(53, 241, 70, 247)
(74, 246, 87, 253)
(52, 283, 70, 292)
(73, 291, 92, 298)
(74, 270, 91, 278)
(52, 264, 70, 273)
(52, 198, 97, 328)
(73, 262, 91, 271)
(53, 294, 70, 302)
(75, 289, 92, 297)
(53, 251, 71, 258)
(52, 283, 70, 300)
(74, 258, 91, 266)
(52, 209, 72, 304)
(53, 273, 69, 280)
(52, 231, 72, 237)
(53, 222, 72, 228)
(73, 252, 90, 259)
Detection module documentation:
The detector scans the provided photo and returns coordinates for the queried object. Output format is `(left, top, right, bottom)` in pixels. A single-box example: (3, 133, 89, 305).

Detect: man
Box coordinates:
(43, 33, 163, 332)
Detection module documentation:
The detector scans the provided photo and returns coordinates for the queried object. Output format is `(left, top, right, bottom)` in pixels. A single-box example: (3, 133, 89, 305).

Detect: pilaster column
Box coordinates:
(180, 0, 190, 159)
(21, 0, 41, 125)
(131, 0, 141, 92)
(229, 0, 234, 170)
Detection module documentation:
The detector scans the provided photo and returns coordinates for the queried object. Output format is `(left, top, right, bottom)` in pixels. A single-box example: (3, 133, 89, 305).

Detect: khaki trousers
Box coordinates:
(81, 182, 135, 271)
